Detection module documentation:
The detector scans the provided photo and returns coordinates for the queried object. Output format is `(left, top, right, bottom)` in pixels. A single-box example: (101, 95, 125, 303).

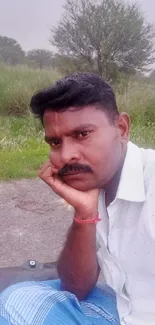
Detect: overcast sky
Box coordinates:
(0, 0, 154, 52)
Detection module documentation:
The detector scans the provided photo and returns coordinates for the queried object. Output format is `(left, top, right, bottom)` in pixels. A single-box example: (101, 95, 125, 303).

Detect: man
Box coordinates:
(0, 72, 155, 325)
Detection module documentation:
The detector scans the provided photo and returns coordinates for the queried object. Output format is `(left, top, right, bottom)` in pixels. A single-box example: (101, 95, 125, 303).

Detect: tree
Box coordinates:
(27, 49, 53, 69)
(52, 54, 93, 75)
(0, 35, 25, 65)
(50, 0, 155, 80)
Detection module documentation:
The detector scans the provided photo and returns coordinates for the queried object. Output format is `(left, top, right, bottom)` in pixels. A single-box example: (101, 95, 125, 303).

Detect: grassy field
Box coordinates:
(0, 64, 155, 180)
(0, 64, 60, 116)
(0, 116, 48, 179)
(0, 64, 60, 180)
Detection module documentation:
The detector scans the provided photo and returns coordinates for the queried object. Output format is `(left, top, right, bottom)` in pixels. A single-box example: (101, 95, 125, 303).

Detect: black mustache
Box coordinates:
(58, 163, 93, 177)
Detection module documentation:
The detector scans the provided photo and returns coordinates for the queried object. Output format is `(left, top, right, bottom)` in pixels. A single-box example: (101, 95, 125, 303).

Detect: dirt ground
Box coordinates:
(0, 179, 73, 268)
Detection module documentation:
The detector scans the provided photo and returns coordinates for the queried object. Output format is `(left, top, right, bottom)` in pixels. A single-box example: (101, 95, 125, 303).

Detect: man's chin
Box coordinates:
(63, 178, 94, 191)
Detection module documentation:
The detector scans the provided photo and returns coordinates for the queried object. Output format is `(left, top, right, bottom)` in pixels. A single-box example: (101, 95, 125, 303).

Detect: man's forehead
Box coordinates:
(44, 106, 94, 118)
(43, 109, 100, 137)
(43, 106, 108, 128)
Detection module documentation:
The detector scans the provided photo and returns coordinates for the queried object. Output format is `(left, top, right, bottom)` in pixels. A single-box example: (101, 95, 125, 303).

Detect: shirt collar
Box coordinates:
(116, 141, 146, 202)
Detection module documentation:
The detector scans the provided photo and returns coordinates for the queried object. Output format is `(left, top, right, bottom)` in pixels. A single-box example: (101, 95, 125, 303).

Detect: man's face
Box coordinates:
(43, 106, 129, 191)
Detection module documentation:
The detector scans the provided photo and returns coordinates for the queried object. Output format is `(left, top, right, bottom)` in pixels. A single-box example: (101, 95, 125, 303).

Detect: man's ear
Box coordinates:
(115, 113, 130, 142)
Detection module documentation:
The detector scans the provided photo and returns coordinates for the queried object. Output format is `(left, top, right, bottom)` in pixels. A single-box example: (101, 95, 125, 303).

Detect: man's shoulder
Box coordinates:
(140, 146, 155, 167)
(140, 145, 155, 186)
(129, 141, 155, 169)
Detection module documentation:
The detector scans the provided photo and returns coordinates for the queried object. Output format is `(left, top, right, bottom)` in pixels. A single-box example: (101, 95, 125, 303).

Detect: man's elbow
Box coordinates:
(58, 264, 100, 300)
(61, 270, 100, 301)
(61, 281, 93, 301)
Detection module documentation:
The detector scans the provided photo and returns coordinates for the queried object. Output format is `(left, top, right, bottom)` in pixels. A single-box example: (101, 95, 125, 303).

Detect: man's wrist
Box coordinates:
(74, 209, 98, 221)
(74, 213, 101, 224)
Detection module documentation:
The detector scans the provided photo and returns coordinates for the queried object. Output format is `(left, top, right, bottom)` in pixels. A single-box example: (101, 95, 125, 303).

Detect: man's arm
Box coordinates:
(38, 161, 100, 300)
(58, 220, 100, 300)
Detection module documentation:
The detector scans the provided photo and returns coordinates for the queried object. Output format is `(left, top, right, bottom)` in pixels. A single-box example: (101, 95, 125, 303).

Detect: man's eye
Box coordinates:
(50, 140, 61, 147)
(76, 131, 90, 139)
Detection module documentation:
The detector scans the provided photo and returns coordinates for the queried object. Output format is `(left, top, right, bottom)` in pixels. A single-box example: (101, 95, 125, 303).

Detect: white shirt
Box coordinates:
(97, 141, 155, 325)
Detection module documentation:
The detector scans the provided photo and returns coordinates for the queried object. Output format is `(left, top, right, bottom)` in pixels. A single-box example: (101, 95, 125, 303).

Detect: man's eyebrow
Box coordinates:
(44, 124, 95, 142)
(71, 124, 95, 133)
(73, 123, 95, 132)
(44, 136, 59, 143)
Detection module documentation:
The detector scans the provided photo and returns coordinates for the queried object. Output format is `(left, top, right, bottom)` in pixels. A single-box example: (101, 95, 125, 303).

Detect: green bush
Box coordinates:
(0, 64, 60, 116)
(116, 80, 155, 126)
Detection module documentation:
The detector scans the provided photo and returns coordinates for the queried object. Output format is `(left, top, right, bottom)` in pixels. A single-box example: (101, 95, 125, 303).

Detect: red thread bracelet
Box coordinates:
(74, 213, 101, 224)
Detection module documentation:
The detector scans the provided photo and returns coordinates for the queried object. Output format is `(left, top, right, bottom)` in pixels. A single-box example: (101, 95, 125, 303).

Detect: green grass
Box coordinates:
(0, 149, 47, 179)
(130, 124, 155, 148)
(0, 64, 155, 180)
(117, 80, 155, 125)
(0, 64, 60, 116)
(0, 117, 48, 180)
(0, 64, 60, 180)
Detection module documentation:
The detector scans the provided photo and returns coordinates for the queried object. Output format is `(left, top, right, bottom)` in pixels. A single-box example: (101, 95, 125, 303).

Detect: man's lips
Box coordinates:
(63, 171, 82, 176)
(53, 171, 81, 177)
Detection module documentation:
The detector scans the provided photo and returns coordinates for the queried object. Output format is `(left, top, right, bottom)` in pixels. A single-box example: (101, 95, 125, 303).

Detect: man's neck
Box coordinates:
(104, 169, 122, 207)
(104, 149, 127, 207)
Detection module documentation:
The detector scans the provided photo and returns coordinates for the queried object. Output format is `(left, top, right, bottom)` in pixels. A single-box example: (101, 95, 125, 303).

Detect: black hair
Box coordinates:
(30, 72, 119, 124)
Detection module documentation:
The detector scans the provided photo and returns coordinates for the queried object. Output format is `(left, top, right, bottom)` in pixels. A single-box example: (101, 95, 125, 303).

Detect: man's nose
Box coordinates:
(60, 142, 81, 165)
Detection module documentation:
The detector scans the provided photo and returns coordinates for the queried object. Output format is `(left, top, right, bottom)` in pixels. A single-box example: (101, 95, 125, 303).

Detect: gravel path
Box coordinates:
(0, 179, 72, 268)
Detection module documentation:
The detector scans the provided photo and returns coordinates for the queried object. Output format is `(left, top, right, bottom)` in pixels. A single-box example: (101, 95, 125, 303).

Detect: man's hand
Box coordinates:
(39, 161, 100, 298)
(39, 161, 99, 218)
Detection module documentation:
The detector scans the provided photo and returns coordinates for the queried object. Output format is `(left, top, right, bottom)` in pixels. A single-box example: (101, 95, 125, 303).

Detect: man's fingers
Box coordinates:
(39, 163, 80, 203)
(38, 161, 61, 193)
(39, 166, 52, 178)
(38, 160, 84, 207)
(39, 161, 59, 178)
(49, 177, 80, 205)
(39, 160, 51, 174)
(38, 161, 99, 215)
